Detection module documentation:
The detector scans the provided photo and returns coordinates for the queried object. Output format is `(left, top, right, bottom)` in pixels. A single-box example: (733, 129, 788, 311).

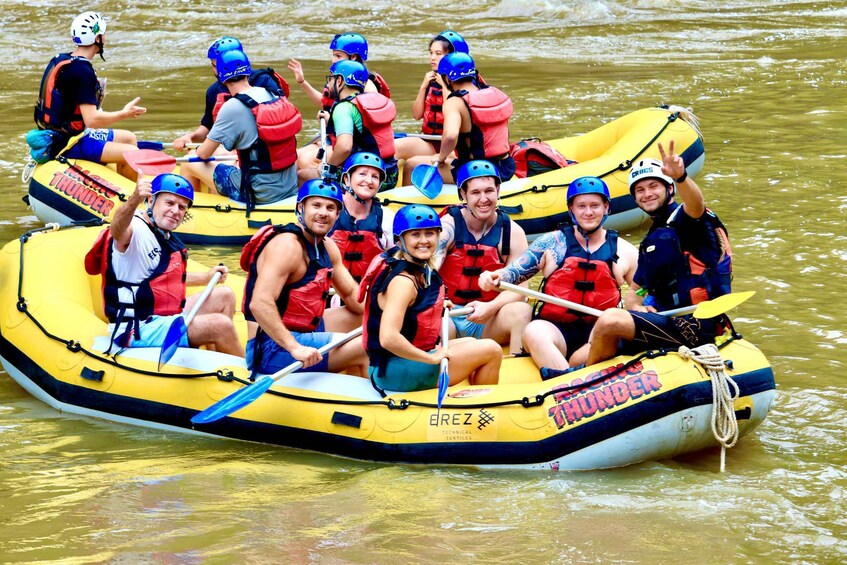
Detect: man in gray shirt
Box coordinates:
(183, 49, 301, 205)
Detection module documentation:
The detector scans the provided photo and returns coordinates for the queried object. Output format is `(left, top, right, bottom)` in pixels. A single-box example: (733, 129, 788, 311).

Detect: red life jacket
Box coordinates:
(321, 70, 392, 111)
(438, 206, 511, 304)
(510, 138, 575, 178)
(241, 223, 332, 332)
(451, 86, 513, 161)
(34, 54, 102, 135)
(328, 93, 396, 159)
(421, 80, 444, 135)
(84, 219, 187, 342)
(329, 202, 385, 282)
(537, 228, 621, 325)
(211, 67, 291, 123)
(232, 92, 302, 173)
(361, 254, 444, 361)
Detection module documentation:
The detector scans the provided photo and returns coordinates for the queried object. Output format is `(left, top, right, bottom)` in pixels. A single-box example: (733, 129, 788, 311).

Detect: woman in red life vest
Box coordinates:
(360, 205, 501, 393)
(329, 152, 395, 286)
(395, 30, 470, 161)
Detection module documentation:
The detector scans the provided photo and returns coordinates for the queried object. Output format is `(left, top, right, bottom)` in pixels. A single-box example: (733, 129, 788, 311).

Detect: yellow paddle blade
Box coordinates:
(693, 290, 756, 319)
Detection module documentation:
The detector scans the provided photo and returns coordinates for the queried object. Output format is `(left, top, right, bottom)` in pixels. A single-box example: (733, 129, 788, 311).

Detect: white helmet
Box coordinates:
(628, 158, 675, 195)
(71, 12, 107, 46)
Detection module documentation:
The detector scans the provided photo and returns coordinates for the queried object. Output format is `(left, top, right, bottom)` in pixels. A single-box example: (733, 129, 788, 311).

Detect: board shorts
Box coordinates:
(451, 313, 484, 339)
(618, 311, 722, 355)
(247, 321, 334, 374)
(64, 128, 114, 162)
(112, 314, 188, 349)
(369, 352, 440, 392)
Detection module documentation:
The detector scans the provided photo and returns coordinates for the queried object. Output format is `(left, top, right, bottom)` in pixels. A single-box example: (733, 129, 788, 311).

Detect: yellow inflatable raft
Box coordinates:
(24, 106, 704, 245)
(0, 225, 774, 470)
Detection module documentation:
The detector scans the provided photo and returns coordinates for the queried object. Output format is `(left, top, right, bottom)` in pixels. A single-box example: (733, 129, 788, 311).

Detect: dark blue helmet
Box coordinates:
(151, 174, 194, 207)
(437, 52, 476, 82)
(215, 49, 252, 83)
(567, 176, 610, 205)
(330, 33, 368, 61)
(435, 30, 469, 54)
(207, 36, 243, 60)
(393, 205, 442, 240)
(329, 60, 368, 90)
(456, 160, 501, 192)
(297, 178, 344, 207)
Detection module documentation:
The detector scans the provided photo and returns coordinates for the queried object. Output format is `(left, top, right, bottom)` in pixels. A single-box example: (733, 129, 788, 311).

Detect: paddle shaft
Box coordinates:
(317, 117, 327, 165)
(184, 270, 222, 326)
(498, 281, 696, 318)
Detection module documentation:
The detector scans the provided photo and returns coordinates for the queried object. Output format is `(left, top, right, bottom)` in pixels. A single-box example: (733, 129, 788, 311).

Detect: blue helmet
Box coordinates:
(215, 49, 252, 83)
(343, 152, 386, 183)
(297, 178, 344, 207)
(438, 52, 476, 82)
(330, 33, 368, 61)
(207, 36, 243, 60)
(456, 160, 501, 192)
(151, 174, 194, 207)
(567, 176, 610, 205)
(393, 205, 442, 240)
(328, 60, 368, 90)
(435, 30, 469, 54)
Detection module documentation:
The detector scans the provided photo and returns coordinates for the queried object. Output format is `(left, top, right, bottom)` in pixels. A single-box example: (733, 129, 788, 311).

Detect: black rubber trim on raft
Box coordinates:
(0, 329, 776, 465)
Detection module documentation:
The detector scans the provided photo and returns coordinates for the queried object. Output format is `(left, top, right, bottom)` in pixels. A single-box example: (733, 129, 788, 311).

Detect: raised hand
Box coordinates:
(657, 140, 685, 180)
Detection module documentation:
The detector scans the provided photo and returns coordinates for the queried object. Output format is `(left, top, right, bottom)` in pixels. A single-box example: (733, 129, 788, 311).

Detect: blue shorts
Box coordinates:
(247, 324, 334, 374)
(451, 314, 484, 339)
(369, 352, 441, 392)
(64, 129, 114, 162)
(115, 315, 189, 349)
(618, 312, 722, 355)
(213, 164, 246, 202)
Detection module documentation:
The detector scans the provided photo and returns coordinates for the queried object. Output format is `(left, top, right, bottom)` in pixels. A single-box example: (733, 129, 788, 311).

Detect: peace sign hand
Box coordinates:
(657, 140, 685, 180)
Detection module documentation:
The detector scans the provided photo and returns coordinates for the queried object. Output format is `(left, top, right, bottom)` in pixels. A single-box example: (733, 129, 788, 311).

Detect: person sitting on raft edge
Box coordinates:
(84, 173, 243, 357)
(584, 141, 734, 366)
(360, 204, 501, 394)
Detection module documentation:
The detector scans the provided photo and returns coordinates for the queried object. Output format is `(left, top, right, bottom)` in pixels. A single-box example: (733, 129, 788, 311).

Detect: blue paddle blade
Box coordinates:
(191, 375, 275, 425)
(436, 366, 449, 410)
(411, 164, 444, 199)
(158, 317, 187, 370)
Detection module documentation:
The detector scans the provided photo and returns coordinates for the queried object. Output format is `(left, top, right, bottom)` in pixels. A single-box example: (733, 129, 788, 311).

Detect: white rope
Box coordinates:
(677, 343, 739, 472)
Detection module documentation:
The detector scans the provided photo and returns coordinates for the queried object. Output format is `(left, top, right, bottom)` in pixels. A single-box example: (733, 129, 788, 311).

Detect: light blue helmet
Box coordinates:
(328, 60, 368, 90)
(393, 205, 442, 241)
(343, 152, 386, 183)
(297, 178, 344, 208)
(215, 49, 252, 83)
(456, 160, 501, 192)
(330, 33, 369, 61)
(435, 30, 469, 54)
(151, 174, 194, 207)
(438, 52, 476, 82)
(207, 36, 243, 60)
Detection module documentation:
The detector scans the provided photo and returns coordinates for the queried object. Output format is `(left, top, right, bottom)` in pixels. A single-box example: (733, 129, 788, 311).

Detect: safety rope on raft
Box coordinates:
(677, 343, 740, 472)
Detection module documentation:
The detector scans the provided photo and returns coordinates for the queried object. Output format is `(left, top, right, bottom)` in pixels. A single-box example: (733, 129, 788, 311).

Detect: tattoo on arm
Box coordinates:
(501, 232, 558, 284)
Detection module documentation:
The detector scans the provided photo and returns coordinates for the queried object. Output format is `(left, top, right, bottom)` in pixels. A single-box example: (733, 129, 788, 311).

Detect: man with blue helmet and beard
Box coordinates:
(479, 176, 638, 379)
(240, 179, 368, 377)
(84, 173, 242, 356)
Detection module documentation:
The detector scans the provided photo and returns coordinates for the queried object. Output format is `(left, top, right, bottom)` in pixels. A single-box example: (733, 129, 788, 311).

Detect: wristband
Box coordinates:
(635, 288, 648, 297)
(675, 171, 688, 183)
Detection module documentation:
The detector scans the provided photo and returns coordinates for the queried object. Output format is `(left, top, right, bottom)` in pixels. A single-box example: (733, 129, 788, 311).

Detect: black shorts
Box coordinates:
(549, 321, 593, 354)
(618, 312, 721, 355)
